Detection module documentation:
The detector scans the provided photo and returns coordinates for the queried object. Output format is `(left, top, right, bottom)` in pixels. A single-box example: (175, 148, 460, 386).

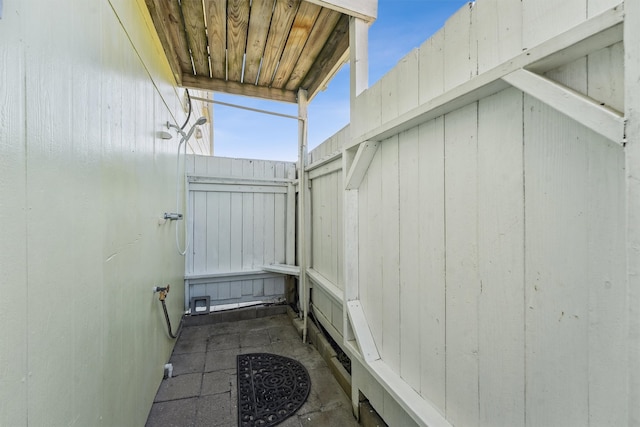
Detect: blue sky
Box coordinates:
(211, 0, 470, 162)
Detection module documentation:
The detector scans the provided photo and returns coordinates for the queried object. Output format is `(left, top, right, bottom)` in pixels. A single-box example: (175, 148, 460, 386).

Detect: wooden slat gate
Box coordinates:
(185, 157, 296, 310)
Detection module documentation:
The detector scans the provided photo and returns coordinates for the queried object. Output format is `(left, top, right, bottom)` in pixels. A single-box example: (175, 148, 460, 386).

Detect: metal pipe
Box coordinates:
(190, 95, 304, 121)
(155, 285, 182, 339)
(297, 89, 309, 344)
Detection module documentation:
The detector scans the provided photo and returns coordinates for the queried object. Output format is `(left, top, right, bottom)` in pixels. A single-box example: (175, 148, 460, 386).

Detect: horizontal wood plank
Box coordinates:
(204, 0, 227, 80)
(307, 268, 343, 303)
(286, 8, 342, 90)
(261, 263, 300, 276)
(243, 0, 274, 85)
(227, 0, 250, 82)
(271, 2, 322, 89)
(258, 0, 301, 86)
(190, 183, 288, 193)
(144, 0, 184, 84)
(182, 0, 209, 76)
(182, 74, 298, 102)
(302, 14, 349, 97)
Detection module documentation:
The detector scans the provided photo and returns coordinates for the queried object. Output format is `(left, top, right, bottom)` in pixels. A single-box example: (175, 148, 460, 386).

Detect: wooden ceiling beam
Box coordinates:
(301, 14, 349, 97)
(271, 2, 322, 88)
(227, 0, 251, 82)
(286, 8, 342, 91)
(258, 0, 301, 86)
(244, 0, 275, 85)
(182, 74, 298, 103)
(182, 0, 209, 77)
(147, 0, 194, 78)
(304, 0, 377, 22)
(144, 0, 184, 85)
(204, 0, 227, 80)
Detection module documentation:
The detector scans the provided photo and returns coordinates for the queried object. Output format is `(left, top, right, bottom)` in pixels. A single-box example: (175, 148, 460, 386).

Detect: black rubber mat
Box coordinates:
(237, 353, 311, 427)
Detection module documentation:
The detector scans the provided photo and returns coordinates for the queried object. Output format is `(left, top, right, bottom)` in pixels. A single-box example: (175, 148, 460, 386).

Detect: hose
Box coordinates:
(161, 299, 180, 339)
(175, 135, 190, 256)
(180, 88, 192, 131)
(156, 285, 182, 339)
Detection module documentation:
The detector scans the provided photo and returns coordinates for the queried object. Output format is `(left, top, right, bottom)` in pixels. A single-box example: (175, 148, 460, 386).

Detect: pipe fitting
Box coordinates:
(164, 213, 183, 221)
(164, 363, 173, 379)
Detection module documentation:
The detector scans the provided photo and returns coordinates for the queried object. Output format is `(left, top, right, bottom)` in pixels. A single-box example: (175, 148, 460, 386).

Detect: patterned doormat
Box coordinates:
(237, 353, 311, 427)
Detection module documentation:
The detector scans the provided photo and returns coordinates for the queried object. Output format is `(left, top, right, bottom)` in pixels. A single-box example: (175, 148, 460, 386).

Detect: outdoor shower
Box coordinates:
(165, 116, 207, 256)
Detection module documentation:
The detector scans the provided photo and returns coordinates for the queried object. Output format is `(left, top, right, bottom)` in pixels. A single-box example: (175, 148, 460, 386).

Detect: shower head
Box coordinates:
(166, 117, 207, 142)
(182, 117, 207, 142)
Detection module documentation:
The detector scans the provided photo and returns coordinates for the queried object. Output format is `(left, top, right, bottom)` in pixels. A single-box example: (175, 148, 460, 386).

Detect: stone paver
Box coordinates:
(154, 373, 202, 402)
(146, 312, 358, 427)
(145, 398, 197, 427)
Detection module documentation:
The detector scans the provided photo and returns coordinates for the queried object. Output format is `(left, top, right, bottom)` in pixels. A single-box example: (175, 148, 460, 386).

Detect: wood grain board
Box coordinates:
(145, 0, 355, 101)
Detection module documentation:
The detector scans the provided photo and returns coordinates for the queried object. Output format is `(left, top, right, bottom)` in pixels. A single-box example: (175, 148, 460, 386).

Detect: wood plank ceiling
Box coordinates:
(145, 0, 353, 103)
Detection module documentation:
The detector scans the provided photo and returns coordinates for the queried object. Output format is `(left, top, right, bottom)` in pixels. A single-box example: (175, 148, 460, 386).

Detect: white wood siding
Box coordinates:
(307, 126, 348, 336)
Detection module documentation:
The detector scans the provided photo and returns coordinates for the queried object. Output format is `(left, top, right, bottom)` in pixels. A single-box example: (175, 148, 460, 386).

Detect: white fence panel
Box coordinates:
(306, 0, 629, 425)
(522, 0, 587, 48)
(185, 156, 295, 307)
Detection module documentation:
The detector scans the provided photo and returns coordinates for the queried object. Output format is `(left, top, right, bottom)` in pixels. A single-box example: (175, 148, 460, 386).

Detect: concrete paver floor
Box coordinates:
(145, 310, 359, 427)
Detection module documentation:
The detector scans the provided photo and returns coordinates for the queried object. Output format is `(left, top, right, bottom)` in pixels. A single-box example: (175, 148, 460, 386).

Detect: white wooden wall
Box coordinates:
(185, 155, 296, 306)
(307, 126, 349, 339)
(308, 0, 629, 425)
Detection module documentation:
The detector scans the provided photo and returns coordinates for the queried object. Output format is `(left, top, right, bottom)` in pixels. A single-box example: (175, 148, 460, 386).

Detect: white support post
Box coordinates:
(297, 89, 310, 343)
(344, 16, 369, 340)
(345, 15, 370, 418)
(502, 69, 625, 144)
(349, 16, 369, 108)
(625, 0, 640, 423)
(286, 168, 296, 266)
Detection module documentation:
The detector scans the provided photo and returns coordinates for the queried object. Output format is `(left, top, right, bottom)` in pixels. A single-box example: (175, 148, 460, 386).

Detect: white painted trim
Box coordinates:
(307, 268, 343, 304)
(189, 183, 288, 193)
(185, 270, 279, 283)
(308, 157, 343, 180)
(286, 181, 296, 266)
(502, 69, 625, 144)
(366, 359, 451, 427)
(345, 140, 378, 189)
(526, 4, 623, 73)
(188, 175, 293, 185)
(343, 189, 359, 304)
(261, 264, 300, 276)
(298, 88, 310, 342)
(626, 0, 640, 423)
(348, 3, 624, 149)
(349, 17, 369, 104)
(304, 0, 377, 22)
(345, 331, 451, 427)
(346, 300, 380, 362)
(306, 150, 342, 172)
